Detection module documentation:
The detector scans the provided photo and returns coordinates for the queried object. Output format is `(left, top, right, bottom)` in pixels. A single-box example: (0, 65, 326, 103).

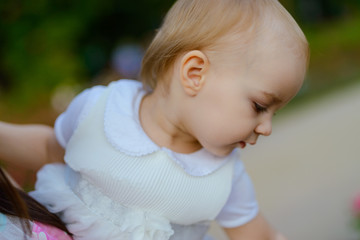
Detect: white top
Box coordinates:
(55, 81, 231, 176)
(33, 79, 259, 240)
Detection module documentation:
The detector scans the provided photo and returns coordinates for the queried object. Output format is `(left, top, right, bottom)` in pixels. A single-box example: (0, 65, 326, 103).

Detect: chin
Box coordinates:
(209, 148, 233, 157)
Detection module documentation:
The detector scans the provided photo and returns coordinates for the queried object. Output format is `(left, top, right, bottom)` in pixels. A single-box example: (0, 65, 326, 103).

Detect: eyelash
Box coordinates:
(254, 102, 268, 113)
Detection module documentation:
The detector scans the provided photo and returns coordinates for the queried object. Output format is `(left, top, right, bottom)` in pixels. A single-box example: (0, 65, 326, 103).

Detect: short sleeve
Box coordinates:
(54, 85, 105, 148)
(215, 159, 259, 228)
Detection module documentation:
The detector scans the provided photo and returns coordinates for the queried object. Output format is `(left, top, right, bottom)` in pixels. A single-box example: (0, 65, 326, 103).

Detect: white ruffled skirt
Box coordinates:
(30, 164, 213, 240)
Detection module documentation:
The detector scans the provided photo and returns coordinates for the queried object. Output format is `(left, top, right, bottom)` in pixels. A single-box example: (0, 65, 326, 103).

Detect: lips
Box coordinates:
(238, 141, 247, 149)
(238, 141, 257, 149)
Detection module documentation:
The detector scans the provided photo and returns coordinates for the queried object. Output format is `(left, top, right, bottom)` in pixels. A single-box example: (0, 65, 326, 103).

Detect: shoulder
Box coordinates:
(78, 79, 143, 116)
(54, 80, 143, 148)
(110, 79, 143, 88)
(108, 79, 145, 98)
(74, 79, 143, 104)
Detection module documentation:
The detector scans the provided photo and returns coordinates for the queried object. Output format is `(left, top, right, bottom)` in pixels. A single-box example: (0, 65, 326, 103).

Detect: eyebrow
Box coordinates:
(262, 91, 282, 104)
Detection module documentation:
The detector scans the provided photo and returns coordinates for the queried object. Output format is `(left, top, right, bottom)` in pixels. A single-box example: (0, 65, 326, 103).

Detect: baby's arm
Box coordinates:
(224, 212, 287, 240)
(0, 122, 64, 171)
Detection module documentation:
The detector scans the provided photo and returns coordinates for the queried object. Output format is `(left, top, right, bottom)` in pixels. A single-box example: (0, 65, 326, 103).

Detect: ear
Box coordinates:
(180, 50, 209, 96)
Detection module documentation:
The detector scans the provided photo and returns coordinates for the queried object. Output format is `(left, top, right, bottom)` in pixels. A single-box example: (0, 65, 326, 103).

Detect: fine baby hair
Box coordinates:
(0, 168, 72, 239)
(0, 0, 309, 240)
(141, 0, 309, 91)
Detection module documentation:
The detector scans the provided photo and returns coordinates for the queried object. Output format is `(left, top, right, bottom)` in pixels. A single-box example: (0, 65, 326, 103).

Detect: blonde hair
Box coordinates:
(141, 0, 309, 90)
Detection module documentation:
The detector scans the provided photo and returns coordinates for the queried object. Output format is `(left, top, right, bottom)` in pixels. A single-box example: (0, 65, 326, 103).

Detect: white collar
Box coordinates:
(103, 80, 238, 176)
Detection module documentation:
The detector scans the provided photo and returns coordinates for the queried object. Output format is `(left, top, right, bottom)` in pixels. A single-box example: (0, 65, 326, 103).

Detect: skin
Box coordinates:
(140, 32, 306, 239)
(140, 43, 305, 157)
(0, 123, 64, 171)
(0, 23, 307, 240)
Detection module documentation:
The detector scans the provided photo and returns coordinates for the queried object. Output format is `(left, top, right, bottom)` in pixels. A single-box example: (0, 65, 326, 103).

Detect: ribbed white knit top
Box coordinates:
(31, 80, 258, 240)
(65, 82, 234, 237)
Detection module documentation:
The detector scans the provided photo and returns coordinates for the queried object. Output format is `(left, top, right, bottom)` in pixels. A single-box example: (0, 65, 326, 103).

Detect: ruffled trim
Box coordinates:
(102, 80, 237, 176)
(30, 164, 174, 240)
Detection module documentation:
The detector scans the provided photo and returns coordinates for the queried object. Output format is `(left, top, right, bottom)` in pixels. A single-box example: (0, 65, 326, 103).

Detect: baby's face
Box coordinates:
(187, 41, 307, 157)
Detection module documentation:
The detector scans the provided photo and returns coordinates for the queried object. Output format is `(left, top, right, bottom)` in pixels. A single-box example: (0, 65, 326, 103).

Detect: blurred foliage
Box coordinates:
(305, 15, 360, 86)
(0, 0, 359, 121)
(286, 0, 360, 108)
(0, 0, 174, 114)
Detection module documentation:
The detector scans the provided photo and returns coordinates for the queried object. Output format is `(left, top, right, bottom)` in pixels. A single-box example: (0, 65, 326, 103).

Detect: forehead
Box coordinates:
(211, 33, 307, 79)
(212, 35, 307, 104)
(209, 25, 307, 72)
(249, 46, 306, 103)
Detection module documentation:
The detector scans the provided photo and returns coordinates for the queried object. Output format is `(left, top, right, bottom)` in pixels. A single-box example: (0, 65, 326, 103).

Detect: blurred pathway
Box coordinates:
(209, 82, 360, 240)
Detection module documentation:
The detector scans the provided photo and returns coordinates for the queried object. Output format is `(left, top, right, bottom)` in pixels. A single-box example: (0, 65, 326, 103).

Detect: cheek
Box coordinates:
(190, 83, 253, 145)
(192, 108, 246, 146)
(189, 110, 224, 145)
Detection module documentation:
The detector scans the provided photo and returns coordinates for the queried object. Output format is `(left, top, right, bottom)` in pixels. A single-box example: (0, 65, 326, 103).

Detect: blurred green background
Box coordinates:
(0, 0, 359, 124)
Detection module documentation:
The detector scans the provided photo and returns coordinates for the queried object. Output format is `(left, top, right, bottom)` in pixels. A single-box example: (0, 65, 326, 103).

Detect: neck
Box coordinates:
(139, 86, 201, 154)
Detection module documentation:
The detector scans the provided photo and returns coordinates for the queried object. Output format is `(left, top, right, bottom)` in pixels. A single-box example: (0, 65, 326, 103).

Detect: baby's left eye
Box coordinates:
(254, 102, 268, 113)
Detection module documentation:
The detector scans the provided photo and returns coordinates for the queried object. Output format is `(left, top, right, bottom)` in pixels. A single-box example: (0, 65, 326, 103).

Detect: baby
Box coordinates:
(0, 0, 309, 239)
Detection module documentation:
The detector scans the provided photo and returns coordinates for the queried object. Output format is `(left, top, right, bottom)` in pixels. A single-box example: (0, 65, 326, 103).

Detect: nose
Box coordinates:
(254, 117, 272, 136)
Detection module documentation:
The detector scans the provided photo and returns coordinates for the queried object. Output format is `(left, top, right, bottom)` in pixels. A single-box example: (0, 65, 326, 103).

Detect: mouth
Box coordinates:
(238, 141, 247, 149)
(238, 141, 256, 149)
